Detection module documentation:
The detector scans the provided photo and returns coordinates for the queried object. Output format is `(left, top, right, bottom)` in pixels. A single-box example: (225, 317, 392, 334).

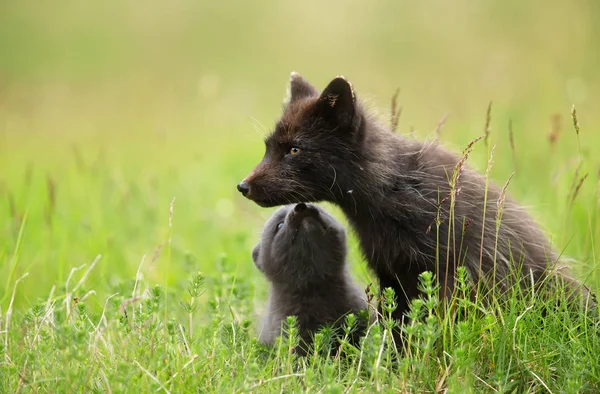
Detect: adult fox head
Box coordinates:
(237, 73, 365, 207)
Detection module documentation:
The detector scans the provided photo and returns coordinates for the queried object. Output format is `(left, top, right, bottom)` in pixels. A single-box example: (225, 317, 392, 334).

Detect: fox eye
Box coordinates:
(288, 147, 301, 155)
(275, 222, 284, 232)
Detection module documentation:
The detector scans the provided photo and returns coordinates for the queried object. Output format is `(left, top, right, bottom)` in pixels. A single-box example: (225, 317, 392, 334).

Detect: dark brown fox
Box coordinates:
(238, 72, 589, 323)
(253, 203, 370, 354)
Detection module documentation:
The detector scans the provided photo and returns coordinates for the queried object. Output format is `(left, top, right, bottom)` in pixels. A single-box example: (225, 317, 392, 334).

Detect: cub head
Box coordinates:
(237, 73, 364, 207)
(252, 203, 347, 285)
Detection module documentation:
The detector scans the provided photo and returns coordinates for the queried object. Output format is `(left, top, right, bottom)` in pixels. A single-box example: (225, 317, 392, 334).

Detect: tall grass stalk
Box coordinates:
(165, 197, 175, 355)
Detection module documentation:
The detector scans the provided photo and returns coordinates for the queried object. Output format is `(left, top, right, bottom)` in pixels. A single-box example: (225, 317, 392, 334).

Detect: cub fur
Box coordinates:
(253, 203, 370, 354)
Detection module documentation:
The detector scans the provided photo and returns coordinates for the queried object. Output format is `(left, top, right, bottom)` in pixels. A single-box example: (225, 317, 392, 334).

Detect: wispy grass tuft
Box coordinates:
(549, 113, 561, 152)
(446, 135, 484, 298)
(571, 104, 584, 162)
(493, 172, 515, 294)
(484, 101, 492, 147)
(480, 144, 496, 283)
(508, 120, 517, 173)
(390, 88, 402, 134)
(434, 113, 449, 142)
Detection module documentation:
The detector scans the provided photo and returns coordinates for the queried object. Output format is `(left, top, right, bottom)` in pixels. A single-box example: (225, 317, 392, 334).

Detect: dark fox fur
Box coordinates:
(253, 202, 370, 354)
(239, 72, 591, 323)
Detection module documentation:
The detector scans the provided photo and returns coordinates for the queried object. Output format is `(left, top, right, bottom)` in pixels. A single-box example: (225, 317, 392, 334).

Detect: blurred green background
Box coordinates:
(1, 0, 599, 308)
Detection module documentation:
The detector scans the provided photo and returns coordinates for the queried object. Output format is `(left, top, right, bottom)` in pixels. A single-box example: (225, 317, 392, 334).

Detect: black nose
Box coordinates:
(294, 203, 307, 212)
(237, 181, 250, 196)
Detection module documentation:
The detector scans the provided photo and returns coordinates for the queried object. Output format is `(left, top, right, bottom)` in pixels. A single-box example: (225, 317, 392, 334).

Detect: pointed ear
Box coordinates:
(316, 76, 356, 127)
(252, 244, 261, 270)
(252, 244, 260, 262)
(286, 72, 317, 104)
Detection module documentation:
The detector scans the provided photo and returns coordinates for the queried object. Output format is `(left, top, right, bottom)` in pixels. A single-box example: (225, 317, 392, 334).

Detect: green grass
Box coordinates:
(2, 1, 600, 392)
(1, 102, 599, 394)
(1, 260, 599, 392)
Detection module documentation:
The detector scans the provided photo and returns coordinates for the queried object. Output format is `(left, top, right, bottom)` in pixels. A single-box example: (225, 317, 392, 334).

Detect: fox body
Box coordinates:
(253, 202, 369, 353)
(239, 73, 587, 322)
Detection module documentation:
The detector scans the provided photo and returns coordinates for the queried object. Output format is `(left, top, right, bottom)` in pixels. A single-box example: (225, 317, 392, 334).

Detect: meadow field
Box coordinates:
(1, 1, 600, 392)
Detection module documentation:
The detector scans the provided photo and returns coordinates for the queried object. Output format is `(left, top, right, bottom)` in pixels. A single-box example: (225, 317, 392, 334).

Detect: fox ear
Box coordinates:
(287, 72, 317, 104)
(316, 76, 356, 127)
(251, 244, 266, 272)
(252, 244, 260, 262)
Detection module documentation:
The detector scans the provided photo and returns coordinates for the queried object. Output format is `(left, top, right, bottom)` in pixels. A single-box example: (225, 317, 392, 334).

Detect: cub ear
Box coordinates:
(316, 76, 356, 128)
(252, 244, 260, 262)
(286, 72, 318, 104)
(251, 244, 262, 270)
